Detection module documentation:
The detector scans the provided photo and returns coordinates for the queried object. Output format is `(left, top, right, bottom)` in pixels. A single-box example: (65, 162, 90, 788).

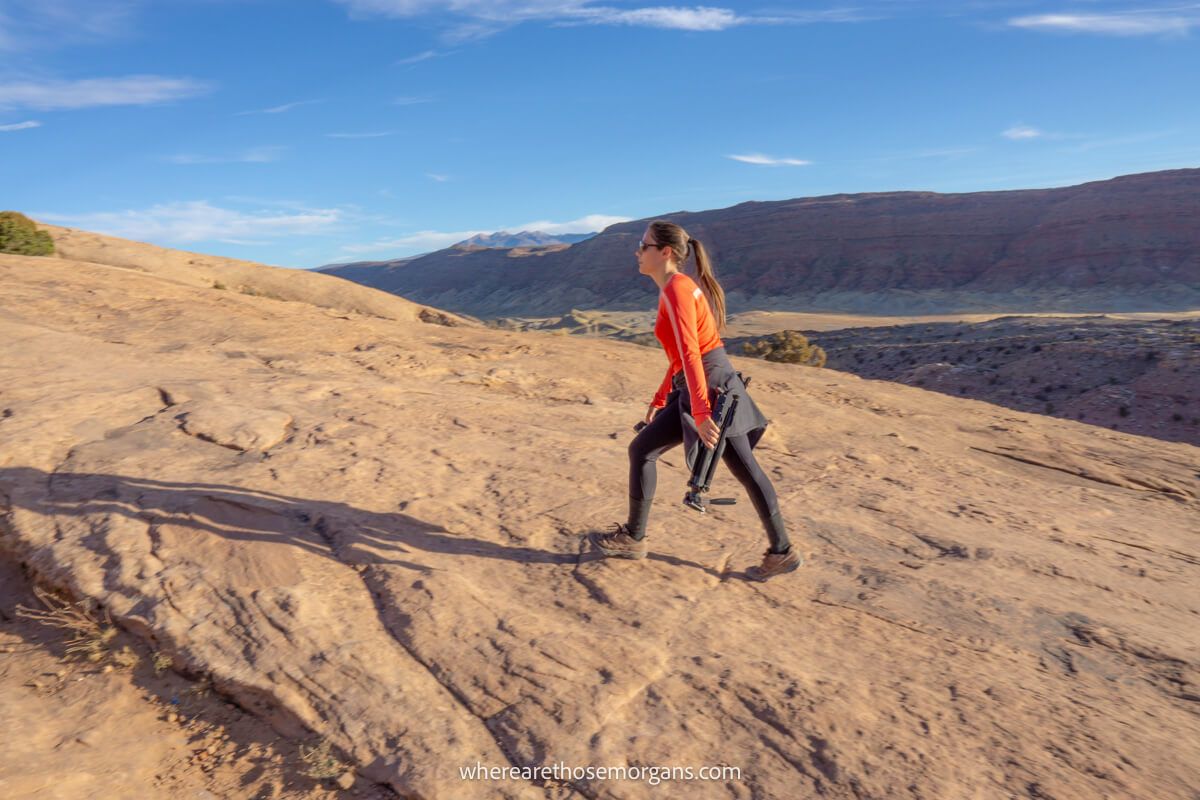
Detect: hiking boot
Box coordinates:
(589, 524, 648, 560)
(746, 546, 802, 581)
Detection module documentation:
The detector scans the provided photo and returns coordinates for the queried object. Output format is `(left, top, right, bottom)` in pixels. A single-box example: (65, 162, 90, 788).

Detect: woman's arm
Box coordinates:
(650, 364, 674, 410)
(661, 277, 712, 425)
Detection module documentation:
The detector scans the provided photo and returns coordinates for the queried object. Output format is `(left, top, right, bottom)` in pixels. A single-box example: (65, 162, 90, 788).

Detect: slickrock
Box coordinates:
(1, 232, 1197, 799)
(176, 401, 293, 452)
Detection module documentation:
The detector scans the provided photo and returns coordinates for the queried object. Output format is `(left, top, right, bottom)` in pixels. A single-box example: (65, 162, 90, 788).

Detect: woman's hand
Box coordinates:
(644, 404, 660, 425)
(698, 417, 721, 448)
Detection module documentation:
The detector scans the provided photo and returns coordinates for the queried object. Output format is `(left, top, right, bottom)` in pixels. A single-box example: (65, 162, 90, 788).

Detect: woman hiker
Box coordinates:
(589, 220, 802, 581)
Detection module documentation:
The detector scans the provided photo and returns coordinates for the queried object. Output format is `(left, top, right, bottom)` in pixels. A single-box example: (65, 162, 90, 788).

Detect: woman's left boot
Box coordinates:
(589, 496, 652, 560)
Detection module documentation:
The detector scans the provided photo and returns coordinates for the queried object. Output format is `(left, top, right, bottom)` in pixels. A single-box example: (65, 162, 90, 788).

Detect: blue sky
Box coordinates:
(2, 0, 1198, 268)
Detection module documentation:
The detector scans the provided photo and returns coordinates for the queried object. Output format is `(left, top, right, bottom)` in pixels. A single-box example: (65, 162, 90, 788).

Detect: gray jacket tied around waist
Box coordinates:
(668, 346, 770, 471)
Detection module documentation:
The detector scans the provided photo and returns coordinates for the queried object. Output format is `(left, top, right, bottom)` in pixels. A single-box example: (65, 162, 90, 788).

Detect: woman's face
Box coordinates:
(635, 225, 671, 275)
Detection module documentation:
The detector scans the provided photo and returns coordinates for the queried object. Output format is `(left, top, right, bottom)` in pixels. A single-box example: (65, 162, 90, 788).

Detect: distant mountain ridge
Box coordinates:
(455, 230, 594, 249)
(319, 230, 593, 274)
(320, 169, 1200, 317)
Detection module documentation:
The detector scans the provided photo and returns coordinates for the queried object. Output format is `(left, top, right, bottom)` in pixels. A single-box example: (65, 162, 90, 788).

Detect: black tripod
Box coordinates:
(682, 388, 739, 513)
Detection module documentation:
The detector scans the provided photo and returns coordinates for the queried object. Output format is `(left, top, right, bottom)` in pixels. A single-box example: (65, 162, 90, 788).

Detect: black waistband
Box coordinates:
(671, 346, 728, 390)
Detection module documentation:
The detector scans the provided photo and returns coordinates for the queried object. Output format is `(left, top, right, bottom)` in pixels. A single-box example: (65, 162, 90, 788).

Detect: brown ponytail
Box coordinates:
(690, 237, 726, 333)
(647, 220, 727, 333)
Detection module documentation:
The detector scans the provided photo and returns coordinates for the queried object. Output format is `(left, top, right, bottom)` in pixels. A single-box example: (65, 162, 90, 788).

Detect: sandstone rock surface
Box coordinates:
(1, 234, 1198, 799)
(176, 401, 293, 452)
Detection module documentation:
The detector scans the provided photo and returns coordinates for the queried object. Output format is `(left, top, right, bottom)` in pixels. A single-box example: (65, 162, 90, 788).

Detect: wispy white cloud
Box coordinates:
(573, 6, 742, 30)
(727, 153, 811, 166)
(217, 238, 273, 246)
(236, 99, 324, 116)
(0, 119, 41, 131)
(1063, 129, 1177, 152)
(326, 130, 398, 138)
(220, 195, 321, 206)
(509, 213, 630, 234)
(393, 95, 433, 105)
(1002, 125, 1042, 140)
(342, 229, 484, 254)
(1009, 10, 1200, 36)
(0, 75, 211, 111)
(334, 0, 859, 38)
(38, 200, 345, 245)
(165, 146, 287, 165)
(0, 1, 137, 52)
(340, 211, 628, 255)
(580, 6, 869, 30)
(426, 172, 451, 182)
(396, 49, 440, 64)
(335, 0, 583, 21)
(1000, 124, 1171, 148)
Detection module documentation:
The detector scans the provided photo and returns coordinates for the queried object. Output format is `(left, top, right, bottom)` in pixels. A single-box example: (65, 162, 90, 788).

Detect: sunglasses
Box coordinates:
(637, 239, 662, 252)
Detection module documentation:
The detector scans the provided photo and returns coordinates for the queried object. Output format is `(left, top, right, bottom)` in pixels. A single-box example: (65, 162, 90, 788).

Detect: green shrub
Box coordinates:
(741, 330, 827, 367)
(0, 211, 54, 256)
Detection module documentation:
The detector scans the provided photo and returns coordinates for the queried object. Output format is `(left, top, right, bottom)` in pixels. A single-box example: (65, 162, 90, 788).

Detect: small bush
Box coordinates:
(0, 211, 55, 256)
(741, 330, 827, 367)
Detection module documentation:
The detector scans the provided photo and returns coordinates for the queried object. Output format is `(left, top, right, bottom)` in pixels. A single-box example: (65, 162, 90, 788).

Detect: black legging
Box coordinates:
(627, 394, 790, 553)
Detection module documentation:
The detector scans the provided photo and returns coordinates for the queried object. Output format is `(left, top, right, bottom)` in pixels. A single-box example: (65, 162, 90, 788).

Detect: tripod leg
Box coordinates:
(700, 395, 738, 490)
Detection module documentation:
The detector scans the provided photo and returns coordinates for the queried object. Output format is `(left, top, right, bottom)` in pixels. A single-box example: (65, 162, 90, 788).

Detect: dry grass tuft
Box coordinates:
(298, 738, 346, 780)
(112, 645, 141, 669)
(15, 586, 117, 663)
(186, 673, 213, 699)
(152, 650, 174, 675)
(237, 284, 285, 301)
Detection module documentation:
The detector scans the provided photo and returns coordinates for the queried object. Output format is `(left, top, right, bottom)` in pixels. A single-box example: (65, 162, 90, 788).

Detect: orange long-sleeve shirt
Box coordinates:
(650, 272, 723, 425)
